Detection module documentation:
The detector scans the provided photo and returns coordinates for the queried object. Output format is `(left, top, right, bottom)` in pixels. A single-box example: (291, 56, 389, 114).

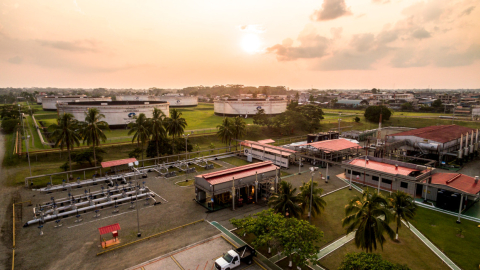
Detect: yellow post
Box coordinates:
(12, 203, 15, 248)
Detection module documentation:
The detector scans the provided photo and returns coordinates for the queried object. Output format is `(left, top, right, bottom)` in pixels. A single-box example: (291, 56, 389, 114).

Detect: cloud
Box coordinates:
(460, 6, 475, 16)
(238, 24, 266, 34)
(350, 34, 375, 52)
(315, 47, 390, 70)
(7, 56, 23, 64)
(311, 0, 352, 21)
(330, 27, 343, 39)
(36, 39, 99, 53)
(411, 28, 431, 39)
(390, 48, 430, 67)
(73, 0, 84, 14)
(266, 25, 330, 61)
(435, 44, 480, 67)
(372, 0, 391, 4)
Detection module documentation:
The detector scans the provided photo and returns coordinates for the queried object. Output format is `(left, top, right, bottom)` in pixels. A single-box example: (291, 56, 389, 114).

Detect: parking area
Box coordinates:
(129, 236, 263, 270)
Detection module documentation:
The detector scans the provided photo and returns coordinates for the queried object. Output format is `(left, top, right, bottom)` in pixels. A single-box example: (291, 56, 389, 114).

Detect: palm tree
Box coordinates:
(268, 181, 302, 218)
(232, 116, 247, 150)
(298, 180, 326, 218)
(165, 109, 187, 154)
(48, 113, 81, 172)
(80, 108, 110, 167)
(128, 113, 150, 161)
(342, 190, 395, 252)
(148, 108, 167, 158)
(217, 117, 233, 151)
(388, 191, 417, 241)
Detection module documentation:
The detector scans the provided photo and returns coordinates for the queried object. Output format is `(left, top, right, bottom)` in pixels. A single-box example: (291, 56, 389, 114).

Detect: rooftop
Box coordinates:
(197, 161, 278, 185)
(64, 101, 168, 106)
(348, 158, 419, 176)
(101, 158, 137, 168)
(430, 173, 480, 195)
(241, 140, 296, 156)
(301, 138, 361, 153)
(389, 125, 476, 143)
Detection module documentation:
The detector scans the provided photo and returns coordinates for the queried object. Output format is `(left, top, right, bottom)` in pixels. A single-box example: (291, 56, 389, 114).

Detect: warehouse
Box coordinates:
(42, 96, 111, 110)
(194, 161, 279, 211)
(386, 125, 479, 164)
(57, 101, 169, 127)
(241, 140, 297, 168)
(214, 98, 287, 117)
(115, 95, 198, 107)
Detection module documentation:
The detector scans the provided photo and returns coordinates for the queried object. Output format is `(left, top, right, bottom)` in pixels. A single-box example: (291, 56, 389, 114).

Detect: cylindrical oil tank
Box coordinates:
(116, 95, 197, 107)
(42, 96, 110, 110)
(214, 99, 287, 117)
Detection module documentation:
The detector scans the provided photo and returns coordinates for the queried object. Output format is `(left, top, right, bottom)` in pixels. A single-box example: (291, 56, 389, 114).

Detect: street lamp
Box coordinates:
(183, 134, 190, 160)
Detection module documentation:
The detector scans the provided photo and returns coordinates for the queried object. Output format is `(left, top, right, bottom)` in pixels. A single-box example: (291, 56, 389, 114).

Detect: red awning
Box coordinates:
(101, 158, 137, 168)
(98, 223, 121, 235)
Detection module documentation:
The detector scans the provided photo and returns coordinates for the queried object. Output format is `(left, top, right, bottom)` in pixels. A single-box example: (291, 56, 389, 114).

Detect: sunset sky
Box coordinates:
(1, 0, 479, 89)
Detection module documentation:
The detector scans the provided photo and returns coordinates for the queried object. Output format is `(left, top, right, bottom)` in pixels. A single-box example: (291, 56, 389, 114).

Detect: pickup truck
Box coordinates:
(215, 245, 256, 270)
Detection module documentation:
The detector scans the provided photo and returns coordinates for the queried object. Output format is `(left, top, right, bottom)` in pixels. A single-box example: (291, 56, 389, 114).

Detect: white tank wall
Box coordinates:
(116, 95, 197, 107)
(57, 102, 170, 126)
(42, 97, 111, 110)
(214, 99, 287, 116)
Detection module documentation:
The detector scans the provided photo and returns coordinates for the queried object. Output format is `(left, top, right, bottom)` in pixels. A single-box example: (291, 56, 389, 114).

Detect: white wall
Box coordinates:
(116, 95, 197, 107)
(214, 100, 287, 116)
(42, 97, 111, 110)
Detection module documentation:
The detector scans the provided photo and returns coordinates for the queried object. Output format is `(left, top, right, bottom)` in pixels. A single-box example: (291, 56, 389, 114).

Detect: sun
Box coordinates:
(241, 34, 261, 54)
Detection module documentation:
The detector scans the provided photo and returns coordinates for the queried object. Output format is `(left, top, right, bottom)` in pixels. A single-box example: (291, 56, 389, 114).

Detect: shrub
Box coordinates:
(1, 118, 20, 134)
(339, 252, 410, 270)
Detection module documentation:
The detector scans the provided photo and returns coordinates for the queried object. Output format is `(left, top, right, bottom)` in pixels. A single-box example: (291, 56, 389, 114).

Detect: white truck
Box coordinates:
(214, 245, 256, 270)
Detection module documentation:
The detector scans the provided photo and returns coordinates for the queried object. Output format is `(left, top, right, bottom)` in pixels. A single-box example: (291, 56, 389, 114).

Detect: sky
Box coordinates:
(1, 0, 479, 89)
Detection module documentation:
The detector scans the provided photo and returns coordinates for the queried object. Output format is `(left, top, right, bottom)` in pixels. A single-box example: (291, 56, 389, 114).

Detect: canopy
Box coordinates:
(98, 223, 121, 235)
(101, 158, 137, 168)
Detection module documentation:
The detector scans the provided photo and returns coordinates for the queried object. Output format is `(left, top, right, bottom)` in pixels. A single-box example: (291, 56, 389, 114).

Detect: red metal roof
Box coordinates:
(101, 158, 137, 168)
(431, 173, 480, 195)
(349, 159, 419, 176)
(302, 139, 360, 152)
(389, 125, 476, 143)
(257, 139, 275, 144)
(241, 140, 296, 156)
(98, 223, 121, 235)
(197, 161, 278, 185)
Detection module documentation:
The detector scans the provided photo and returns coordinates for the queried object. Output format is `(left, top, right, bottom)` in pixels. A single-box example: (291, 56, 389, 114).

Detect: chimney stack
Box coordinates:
(475, 176, 479, 184)
(395, 164, 398, 170)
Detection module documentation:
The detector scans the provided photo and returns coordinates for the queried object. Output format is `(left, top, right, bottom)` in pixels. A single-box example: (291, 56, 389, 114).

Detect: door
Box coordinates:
(232, 256, 240, 267)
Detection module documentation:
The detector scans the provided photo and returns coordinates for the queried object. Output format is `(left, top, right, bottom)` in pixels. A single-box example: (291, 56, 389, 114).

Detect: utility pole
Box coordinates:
(183, 134, 190, 160)
(135, 167, 141, 237)
(309, 171, 314, 223)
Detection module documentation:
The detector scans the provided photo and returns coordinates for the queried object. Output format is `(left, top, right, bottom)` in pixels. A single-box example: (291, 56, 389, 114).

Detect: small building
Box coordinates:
(335, 99, 369, 108)
(307, 132, 339, 143)
(194, 161, 279, 211)
(101, 158, 138, 175)
(241, 140, 297, 168)
(295, 138, 361, 165)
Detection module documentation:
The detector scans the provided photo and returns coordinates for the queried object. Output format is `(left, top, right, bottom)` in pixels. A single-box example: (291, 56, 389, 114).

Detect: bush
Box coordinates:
(354, 116, 360, 123)
(339, 252, 410, 270)
(129, 148, 144, 159)
(364, 106, 392, 123)
(1, 118, 20, 134)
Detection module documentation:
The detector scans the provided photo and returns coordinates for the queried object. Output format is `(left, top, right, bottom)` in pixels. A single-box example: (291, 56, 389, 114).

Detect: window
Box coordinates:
(372, 176, 379, 181)
(382, 179, 392, 184)
(352, 171, 361, 176)
(400, 182, 408, 189)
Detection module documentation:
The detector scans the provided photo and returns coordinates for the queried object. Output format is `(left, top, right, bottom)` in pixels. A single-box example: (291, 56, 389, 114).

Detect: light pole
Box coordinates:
(338, 113, 342, 133)
(309, 171, 314, 223)
(26, 135, 32, 176)
(134, 165, 141, 237)
(183, 134, 190, 160)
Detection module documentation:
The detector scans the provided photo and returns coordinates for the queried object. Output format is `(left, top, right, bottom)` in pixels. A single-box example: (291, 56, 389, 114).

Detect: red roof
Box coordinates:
(241, 140, 296, 156)
(197, 161, 278, 185)
(389, 125, 475, 143)
(349, 159, 419, 176)
(431, 173, 480, 195)
(101, 158, 137, 168)
(302, 139, 360, 153)
(257, 139, 275, 144)
(98, 223, 121, 235)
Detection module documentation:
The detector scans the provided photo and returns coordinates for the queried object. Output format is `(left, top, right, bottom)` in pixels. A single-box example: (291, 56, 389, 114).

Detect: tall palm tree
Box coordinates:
(232, 116, 247, 150)
(166, 109, 187, 154)
(298, 180, 326, 218)
(217, 117, 233, 151)
(48, 113, 81, 172)
(388, 191, 417, 241)
(342, 190, 395, 252)
(128, 113, 150, 161)
(148, 108, 167, 158)
(80, 108, 110, 167)
(268, 181, 302, 218)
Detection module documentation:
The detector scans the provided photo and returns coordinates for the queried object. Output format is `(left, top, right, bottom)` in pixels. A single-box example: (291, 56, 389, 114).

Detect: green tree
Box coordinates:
(364, 106, 392, 123)
(268, 181, 302, 218)
(216, 117, 234, 151)
(432, 99, 442, 108)
(339, 252, 410, 270)
(48, 113, 81, 171)
(354, 116, 361, 123)
(342, 190, 395, 252)
(128, 113, 150, 161)
(298, 180, 326, 218)
(388, 191, 417, 241)
(148, 108, 167, 158)
(80, 108, 110, 167)
(232, 116, 247, 150)
(252, 108, 270, 126)
(401, 102, 413, 111)
(166, 109, 187, 154)
(372, 88, 378, 94)
(1, 118, 19, 134)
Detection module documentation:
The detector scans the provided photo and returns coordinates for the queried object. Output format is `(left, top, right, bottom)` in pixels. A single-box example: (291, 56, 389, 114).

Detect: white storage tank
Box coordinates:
(57, 101, 170, 127)
(214, 99, 287, 117)
(42, 96, 110, 111)
(116, 95, 197, 107)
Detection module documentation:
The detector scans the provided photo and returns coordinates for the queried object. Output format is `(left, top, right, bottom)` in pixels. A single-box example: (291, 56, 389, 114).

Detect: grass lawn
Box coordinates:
(410, 207, 480, 270)
(176, 180, 194, 186)
(318, 221, 451, 270)
(221, 156, 258, 167)
(276, 254, 312, 270)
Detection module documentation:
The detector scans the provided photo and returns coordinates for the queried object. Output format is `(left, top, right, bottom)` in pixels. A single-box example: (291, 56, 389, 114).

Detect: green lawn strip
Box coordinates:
(175, 180, 194, 186)
(276, 254, 313, 270)
(410, 207, 480, 270)
(24, 115, 48, 150)
(221, 156, 258, 167)
(318, 222, 451, 270)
